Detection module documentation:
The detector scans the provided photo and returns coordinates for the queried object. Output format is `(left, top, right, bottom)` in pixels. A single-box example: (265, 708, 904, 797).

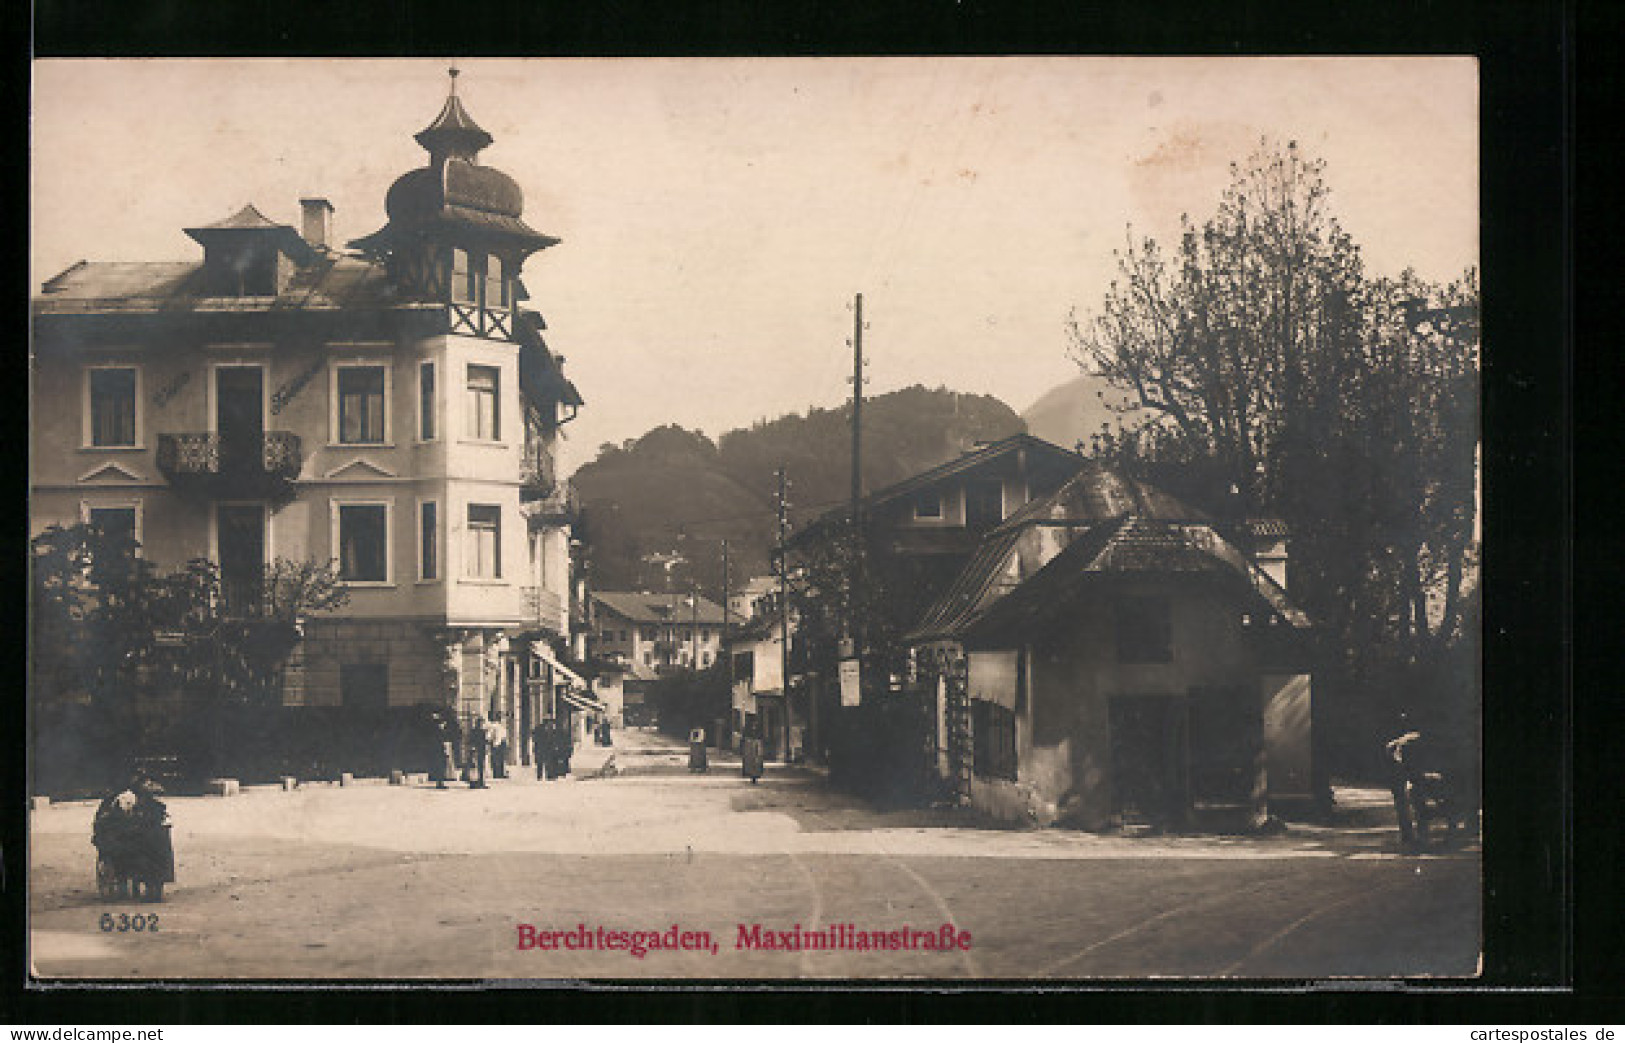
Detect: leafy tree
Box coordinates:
(31, 523, 350, 783)
(153, 557, 350, 706)
(30, 522, 162, 727)
(1067, 138, 1480, 773)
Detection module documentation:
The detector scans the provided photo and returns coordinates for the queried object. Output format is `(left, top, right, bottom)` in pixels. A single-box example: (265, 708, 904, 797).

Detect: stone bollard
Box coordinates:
(205, 778, 240, 797)
(389, 770, 406, 786)
(280, 776, 298, 791)
(339, 772, 355, 787)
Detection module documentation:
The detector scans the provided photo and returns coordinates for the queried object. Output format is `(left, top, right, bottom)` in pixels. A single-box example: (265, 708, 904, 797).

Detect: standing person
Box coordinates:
(740, 722, 764, 784)
(467, 714, 490, 789)
(488, 712, 509, 780)
(553, 716, 573, 778)
(1385, 714, 1425, 850)
(540, 719, 562, 781)
(433, 710, 460, 790)
(539, 718, 559, 776)
(688, 727, 709, 774)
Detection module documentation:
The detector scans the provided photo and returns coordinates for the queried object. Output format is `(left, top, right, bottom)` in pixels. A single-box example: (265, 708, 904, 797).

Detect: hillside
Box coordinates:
(1019, 372, 1150, 452)
(573, 386, 1026, 597)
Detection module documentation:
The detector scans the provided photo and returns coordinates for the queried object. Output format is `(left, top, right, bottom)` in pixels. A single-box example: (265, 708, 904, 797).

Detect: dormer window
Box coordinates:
(230, 249, 278, 296)
(184, 204, 315, 298)
(914, 490, 942, 519)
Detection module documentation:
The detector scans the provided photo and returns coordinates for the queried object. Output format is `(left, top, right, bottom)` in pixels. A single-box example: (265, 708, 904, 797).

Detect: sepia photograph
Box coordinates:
(28, 56, 1481, 982)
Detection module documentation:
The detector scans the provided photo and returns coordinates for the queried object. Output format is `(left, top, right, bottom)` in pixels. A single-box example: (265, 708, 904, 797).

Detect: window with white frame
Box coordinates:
(466, 503, 501, 579)
(418, 361, 437, 441)
(335, 364, 388, 444)
(85, 504, 140, 553)
(335, 502, 390, 583)
(466, 365, 500, 440)
(86, 366, 139, 447)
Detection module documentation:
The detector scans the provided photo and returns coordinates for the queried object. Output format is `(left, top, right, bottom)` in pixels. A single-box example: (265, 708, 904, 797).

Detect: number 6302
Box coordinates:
(99, 912, 159, 932)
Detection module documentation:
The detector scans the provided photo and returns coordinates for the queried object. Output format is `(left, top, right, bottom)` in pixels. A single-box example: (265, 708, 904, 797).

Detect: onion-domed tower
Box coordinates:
(350, 69, 559, 340)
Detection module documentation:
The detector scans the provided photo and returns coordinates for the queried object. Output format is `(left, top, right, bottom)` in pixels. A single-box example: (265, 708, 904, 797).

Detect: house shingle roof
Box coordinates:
(34, 254, 409, 314)
(905, 461, 1311, 644)
(593, 591, 727, 626)
(790, 433, 1084, 548)
(994, 459, 1208, 530)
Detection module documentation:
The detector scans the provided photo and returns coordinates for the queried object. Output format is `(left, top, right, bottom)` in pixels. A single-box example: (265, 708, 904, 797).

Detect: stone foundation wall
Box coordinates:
(283, 618, 448, 709)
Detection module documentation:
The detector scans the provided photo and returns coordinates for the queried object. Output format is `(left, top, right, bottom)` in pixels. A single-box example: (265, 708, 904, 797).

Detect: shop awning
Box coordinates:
(531, 644, 587, 689)
(559, 688, 607, 713)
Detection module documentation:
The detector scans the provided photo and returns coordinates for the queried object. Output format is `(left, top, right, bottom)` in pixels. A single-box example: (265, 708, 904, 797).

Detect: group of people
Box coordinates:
(426, 709, 579, 788)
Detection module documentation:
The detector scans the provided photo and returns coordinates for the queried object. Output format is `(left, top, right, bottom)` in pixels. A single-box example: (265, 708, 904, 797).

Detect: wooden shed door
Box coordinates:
(1108, 695, 1189, 828)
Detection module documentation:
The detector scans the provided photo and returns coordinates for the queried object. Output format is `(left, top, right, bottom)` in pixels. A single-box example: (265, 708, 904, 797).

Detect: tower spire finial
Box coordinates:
(448, 65, 460, 96)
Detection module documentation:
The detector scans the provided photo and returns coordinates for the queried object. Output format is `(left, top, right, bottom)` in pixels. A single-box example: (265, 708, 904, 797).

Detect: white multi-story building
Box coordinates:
(30, 74, 587, 770)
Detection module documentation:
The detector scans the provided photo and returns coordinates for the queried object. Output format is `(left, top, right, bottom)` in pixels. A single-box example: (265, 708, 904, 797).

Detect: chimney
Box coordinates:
(300, 198, 335, 251)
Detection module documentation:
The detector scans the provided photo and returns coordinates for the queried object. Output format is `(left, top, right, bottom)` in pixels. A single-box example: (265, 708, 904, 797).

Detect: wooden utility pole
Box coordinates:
(721, 538, 732, 686)
(775, 466, 792, 761)
(849, 293, 865, 654)
(851, 292, 864, 535)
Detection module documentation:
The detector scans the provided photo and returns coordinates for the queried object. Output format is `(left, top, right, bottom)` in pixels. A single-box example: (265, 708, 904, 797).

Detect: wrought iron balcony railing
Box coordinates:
(157, 432, 302, 496)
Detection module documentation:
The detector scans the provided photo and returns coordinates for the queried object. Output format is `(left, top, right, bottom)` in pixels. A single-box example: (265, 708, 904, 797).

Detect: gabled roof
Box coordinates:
(790, 433, 1083, 548)
(867, 433, 1081, 512)
(592, 590, 727, 626)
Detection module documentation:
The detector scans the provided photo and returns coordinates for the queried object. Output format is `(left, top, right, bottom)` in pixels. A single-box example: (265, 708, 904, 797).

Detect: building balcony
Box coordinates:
(520, 443, 556, 501)
(156, 432, 302, 498)
(523, 585, 566, 632)
(521, 484, 577, 529)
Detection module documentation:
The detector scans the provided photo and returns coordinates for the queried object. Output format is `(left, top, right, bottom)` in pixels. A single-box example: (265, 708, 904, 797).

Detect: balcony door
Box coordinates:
(217, 504, 266, 615)
(216, 366, 264, 472)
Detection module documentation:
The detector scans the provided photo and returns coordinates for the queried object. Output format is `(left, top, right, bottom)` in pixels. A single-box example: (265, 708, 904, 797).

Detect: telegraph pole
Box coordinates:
(721, 538, 732, 686)
(775, 466, 792, 761)
(848, 292, 867, 658)
(851, 292, 863, 535)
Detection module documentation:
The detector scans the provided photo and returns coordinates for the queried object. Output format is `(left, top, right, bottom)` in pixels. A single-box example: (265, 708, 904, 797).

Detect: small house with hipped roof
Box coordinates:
(906, 461, 1314, 831)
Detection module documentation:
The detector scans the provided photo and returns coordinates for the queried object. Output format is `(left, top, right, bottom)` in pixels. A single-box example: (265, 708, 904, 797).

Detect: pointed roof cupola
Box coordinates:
(349, 69, 559, 263)
(413, 68, 495, 161)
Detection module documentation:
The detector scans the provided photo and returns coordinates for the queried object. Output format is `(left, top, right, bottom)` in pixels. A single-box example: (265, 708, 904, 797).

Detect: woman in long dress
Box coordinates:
(740, 728, 764, 784)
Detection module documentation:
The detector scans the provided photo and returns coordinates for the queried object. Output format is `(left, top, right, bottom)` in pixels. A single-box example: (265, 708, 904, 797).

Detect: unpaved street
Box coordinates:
(31, 731, 1479, 980)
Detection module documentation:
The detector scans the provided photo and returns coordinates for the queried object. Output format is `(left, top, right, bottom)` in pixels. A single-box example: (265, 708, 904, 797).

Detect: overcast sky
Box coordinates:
(32, 58, 1477, 473)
